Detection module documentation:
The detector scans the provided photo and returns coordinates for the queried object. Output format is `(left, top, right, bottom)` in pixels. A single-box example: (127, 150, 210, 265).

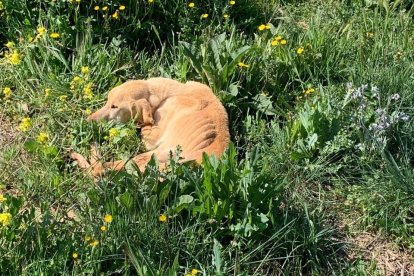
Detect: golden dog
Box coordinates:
(70, 78, 230, 177)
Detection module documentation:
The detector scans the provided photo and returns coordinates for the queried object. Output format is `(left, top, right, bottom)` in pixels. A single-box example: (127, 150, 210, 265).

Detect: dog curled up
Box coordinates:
(70, 77, 230, 178)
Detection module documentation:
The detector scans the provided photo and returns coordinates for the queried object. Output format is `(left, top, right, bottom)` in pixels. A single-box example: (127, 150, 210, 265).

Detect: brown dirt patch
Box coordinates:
(349, 231, 414, 275)
(0, 113, 21, 195)
(0, 113, 18, 150)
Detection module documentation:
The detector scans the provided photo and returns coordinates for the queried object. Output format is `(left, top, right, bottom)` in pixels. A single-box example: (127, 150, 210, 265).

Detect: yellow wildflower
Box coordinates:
(188, 2, 195, 8)
(108, 128, 120, 140)
(280, 39, 287, 45)
(191, 268, 200, 275)
(83, 84, 93, 99)
(104, 214, 113, 223)
(18, 118, 32, 132)
(59, 95, 68, 101)
(259, 24, 271, 31)
(100, 225, 107, 232)
(44, 88, 51, 97)
(102, 6, 108, 11)
(0, 212, 12, 226)
(159, 214, 167, 222)
(271, 40, 279, 46)
(3, 87, 12, 98)
(148, 0, 154, 3)
(229, 0, 235, 5)
(223, 14, 229, 19)
(112, 11, 119, 19)
(89, 240, 99, 247)
(8, 51, 22, 65)
(201, 13, 208, 18)
(36, 132, 49, 144)
(71, 76, 83, 89)
(305, 88, 315, 95)
(237, 62, 249, 68)
(85, 108, 92, 115)
(85, 236, 91, 241)
(296, 47, 304, 55)
(275, 35, 282, 41)
(72, 252, 78, 259)
(73, 76, 82, 83)
(119, 5, 125, 10)
(81, 66, 90, 75)
(37, 26, 46, 36)
(50, 32, 60, 39)
(0, 193, 6, 203)
(5, 41, 14, 48)
(94, 5, 100, 11)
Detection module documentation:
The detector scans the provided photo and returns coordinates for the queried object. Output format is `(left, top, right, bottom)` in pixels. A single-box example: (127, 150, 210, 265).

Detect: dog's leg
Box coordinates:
(70, 151, 91, 169)
(141, 125, 163, 150)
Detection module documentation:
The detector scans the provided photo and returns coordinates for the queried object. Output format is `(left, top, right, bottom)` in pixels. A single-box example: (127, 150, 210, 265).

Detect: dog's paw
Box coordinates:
(69, 151, 91, 169)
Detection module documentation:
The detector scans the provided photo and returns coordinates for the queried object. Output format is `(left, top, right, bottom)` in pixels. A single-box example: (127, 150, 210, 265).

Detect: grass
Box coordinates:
(1, 0, 414, 274)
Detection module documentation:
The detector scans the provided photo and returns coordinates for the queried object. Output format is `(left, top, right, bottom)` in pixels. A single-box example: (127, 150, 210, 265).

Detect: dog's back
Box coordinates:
(141, 80, 230, 164)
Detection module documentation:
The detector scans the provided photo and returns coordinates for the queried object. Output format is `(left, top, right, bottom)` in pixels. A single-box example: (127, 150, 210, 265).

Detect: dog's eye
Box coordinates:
(110, 105, 118, 109)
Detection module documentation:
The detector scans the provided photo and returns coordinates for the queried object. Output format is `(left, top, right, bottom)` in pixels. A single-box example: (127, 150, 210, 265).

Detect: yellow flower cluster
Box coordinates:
(296, 47, 304, 55)
(35, 26, 47, 40)
(50, 32, 60, 39)
(0, 193, 7, 203)
(0, 212, 12, 226)
(18, 117, 32, 132)
(89, 240, 99, 247)
(83, 83, 93, 99)
(5, 50, 22, 65)
(108, 128, 120, 140)
(36, 132, 49, 144)
(185, 268, 200, 276)
(304, 88, 315, 95)
(5, 41, 14, 48)
(3, 87, 12, 98)
(271, 35, 286, 46)
(258, 24, 271, 31)
(94, 4, 126, 20)
(85, 235, 99, 247)
(81, 66, 90, 74)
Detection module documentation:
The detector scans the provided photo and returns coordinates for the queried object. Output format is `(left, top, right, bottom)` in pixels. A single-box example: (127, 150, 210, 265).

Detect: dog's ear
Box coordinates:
(129, 99, 154, 125)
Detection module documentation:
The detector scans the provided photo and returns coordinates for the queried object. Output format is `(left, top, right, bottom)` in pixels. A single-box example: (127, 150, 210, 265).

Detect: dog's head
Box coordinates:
(87, 80, 155, 124)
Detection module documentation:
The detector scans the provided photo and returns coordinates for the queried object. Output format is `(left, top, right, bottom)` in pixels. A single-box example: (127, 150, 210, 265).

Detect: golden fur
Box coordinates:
(70, 77, 230, 177)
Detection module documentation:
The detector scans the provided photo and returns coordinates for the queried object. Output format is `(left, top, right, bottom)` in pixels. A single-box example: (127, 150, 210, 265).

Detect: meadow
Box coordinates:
(0, 0, 413, 274)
